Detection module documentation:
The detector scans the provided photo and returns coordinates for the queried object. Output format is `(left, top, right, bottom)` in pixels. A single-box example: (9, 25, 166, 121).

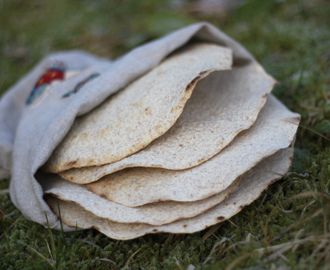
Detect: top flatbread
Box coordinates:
(44, 43, 232, 173)
(59, 61, 275, 184)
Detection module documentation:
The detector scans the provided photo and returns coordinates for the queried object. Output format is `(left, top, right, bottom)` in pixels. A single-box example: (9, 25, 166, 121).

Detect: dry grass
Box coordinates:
(0, 0, 329, 269)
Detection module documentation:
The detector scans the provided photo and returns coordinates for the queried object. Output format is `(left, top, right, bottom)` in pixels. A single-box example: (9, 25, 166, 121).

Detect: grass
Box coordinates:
(0, 0, 329, 269)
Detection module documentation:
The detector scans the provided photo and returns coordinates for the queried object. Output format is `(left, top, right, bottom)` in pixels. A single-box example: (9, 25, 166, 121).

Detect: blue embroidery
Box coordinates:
(62, 73, 100, 98)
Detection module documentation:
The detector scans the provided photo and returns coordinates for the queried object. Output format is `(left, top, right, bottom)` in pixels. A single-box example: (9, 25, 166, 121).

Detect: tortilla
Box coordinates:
(44, 43, 232, 173)
(41, 175, 239, 226)
(86, 95, 300, 207)
(46, 147, 294, 240)
(60, 61, 276, 184)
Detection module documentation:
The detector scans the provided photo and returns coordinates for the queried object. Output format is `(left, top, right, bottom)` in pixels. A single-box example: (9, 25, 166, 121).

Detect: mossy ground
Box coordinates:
(0, 0, 329, 269)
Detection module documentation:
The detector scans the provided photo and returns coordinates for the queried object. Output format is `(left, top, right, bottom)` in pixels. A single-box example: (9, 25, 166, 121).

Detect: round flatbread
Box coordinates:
(44, 43, 232, 173)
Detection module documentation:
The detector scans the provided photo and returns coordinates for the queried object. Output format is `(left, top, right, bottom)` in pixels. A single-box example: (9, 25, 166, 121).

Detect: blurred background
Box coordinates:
(1, 0, 329, 94)
(1, 0, 329, 146)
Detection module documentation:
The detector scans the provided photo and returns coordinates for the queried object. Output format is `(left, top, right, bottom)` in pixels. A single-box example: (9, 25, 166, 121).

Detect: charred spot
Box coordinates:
(190, 76, 201, 85)
(179, 144, 183, 147)
(183, 224, 187, 228)
(199, 71, 208, 76)
(233, 202, 237, 205)
(185, 76, 201, 91)
(239, 204, 247, 210)
(153, 229, 158, 232)
(217, 216, 225, 221)
(66, 160, 77, 167)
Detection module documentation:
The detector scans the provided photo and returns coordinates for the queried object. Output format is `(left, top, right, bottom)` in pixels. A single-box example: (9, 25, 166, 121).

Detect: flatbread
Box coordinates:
(46, 147, 294, 240)
(86, 95, 300, 207)
(60, 61, 275, 184)
(44, 43, 232, 173)
(41, 175, 239, 226)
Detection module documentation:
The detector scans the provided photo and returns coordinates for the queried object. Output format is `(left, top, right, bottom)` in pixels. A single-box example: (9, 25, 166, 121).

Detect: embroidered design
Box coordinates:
(27, 66, 65, 105)
(62, 73, 100, 98)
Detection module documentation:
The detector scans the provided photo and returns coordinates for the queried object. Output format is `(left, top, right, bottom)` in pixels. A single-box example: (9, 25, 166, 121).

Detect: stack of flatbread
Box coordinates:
(40, 43, 300, 240)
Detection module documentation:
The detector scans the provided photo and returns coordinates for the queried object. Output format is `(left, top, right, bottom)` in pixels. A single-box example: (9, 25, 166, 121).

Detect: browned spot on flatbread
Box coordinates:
(65, 160, 77, 167)
(64, 157, 96, 170)
(80, 133, 89, 140)
(85, 158, 97, 167)
(145, 107, 152, 115)
(217, 216, 225, 221)
(185, 76, 202, 92)
(197, 158, 205, 163)
(239, 204, 247, 209)
(185, 70, 210, 92)
(171, 71, 212, 114)
(199, 70, 209, 76)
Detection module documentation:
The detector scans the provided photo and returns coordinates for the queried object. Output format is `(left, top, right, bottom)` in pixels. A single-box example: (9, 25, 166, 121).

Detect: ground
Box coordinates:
(0, 0, 329, 269)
